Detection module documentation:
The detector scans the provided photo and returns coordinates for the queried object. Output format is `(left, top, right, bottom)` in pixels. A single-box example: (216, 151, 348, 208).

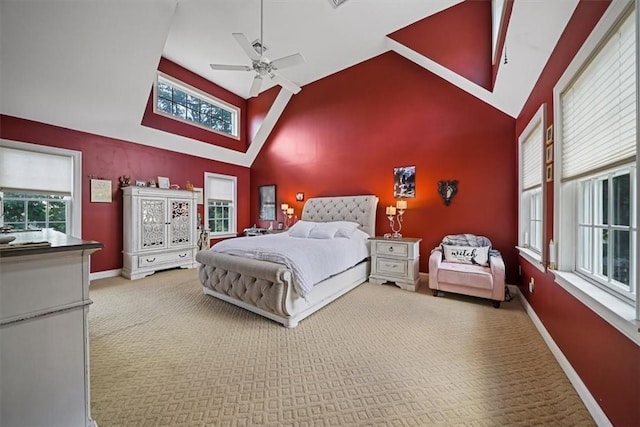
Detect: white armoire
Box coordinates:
(122, 186, 198, 280)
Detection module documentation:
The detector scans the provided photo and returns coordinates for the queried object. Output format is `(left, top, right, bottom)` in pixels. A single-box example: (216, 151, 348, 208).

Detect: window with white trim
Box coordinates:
(154, 73, 240, 139)
(518, 106, 545, 261)
(0, 141, 82, 237)
(204, 172, 237, 237)
(555, 5, 637, 308)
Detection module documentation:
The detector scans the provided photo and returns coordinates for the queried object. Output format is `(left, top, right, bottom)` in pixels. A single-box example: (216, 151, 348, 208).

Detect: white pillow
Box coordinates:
(308, 225, 339, 239)
(321, 221, 360, 238)
(288, 221, 316, 238)
(443, 245, 490, 266)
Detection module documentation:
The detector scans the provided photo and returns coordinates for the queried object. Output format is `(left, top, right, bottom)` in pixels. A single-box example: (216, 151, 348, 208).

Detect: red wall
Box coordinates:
(250, 51, 517, 281)
(388, 0, 493, 91)
(516, 1, 640, 425)
(0, 115, 251, 273)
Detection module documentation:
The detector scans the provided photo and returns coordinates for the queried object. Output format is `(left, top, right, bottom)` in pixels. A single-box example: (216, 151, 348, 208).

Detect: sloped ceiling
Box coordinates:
(0, 0, 579, 166)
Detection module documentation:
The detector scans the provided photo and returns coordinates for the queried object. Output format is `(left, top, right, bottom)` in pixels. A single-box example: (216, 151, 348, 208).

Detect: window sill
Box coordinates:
(209, 233, 237, 240)
(552, 270, 640, 346)
(516, 246, 545, 272)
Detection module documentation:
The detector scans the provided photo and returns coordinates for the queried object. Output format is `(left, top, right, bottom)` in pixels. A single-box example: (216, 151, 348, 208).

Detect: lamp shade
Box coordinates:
(396, 200, 407, 210)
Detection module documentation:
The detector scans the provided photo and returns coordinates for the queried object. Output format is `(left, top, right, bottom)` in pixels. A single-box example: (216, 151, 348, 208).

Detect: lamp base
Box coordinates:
(383, 232, 402, 239)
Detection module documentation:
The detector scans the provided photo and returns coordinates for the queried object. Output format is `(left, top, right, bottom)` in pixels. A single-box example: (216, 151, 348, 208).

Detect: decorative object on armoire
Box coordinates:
(148, 178, 157, 187)
(118, 175, 131, 188)
(384, 200, 407, 238)
(437, 180, 458, 206)
(158, 176, 170, 189)
(90, 178, 112, 203)
(170, 184, 180, 190)
(122, 186, 198, 280)
(393, 166, 415, 198)
(185, 181, 194, 191)
(135, 180, 146, 187)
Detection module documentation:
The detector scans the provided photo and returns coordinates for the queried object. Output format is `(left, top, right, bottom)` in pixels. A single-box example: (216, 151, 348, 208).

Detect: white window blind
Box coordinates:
(522, 122, 544, 190)
(0, 147, 73, 195)
(560, 10, 636, 180)
(207, 176, 234, 202)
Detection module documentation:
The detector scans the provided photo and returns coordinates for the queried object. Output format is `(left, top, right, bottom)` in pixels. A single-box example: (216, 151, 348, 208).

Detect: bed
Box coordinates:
(196, 195, 378, 327)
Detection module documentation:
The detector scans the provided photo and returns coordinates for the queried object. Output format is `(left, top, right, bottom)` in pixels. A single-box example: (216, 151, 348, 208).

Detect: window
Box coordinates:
(576, 167, 636, 301)
(154, 73, 240, 139)
(0, 141, 81, 237)
(518, 105, 545, 264)
(2, 193, 69, 233)
(204, 173, 237, 237)
(553, 2, 637, 333)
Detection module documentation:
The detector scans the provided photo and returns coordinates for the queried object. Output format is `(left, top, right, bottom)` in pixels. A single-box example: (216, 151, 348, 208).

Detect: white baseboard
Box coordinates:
(90, 269, 122, 281)
(517, 291, 612, 427)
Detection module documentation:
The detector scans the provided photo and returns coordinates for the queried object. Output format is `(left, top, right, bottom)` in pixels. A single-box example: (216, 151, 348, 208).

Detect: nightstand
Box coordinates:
(369, 237, 422, 291)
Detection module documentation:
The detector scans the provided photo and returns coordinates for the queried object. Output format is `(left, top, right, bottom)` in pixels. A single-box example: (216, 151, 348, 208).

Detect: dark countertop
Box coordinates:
(0, 229, 103, 258)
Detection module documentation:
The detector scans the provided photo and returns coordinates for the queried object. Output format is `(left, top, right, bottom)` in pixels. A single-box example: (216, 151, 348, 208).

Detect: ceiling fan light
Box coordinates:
(329, 0, 348, 8)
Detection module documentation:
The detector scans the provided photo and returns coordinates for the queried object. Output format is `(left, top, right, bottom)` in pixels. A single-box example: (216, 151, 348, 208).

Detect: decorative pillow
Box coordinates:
(288, 221, 316, 238)
(443, 245, 490, 266)
(308, 225, 339, 239)
(321, 221, 360, 238)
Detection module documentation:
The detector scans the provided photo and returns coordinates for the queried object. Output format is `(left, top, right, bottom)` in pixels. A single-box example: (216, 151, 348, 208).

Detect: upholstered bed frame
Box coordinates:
(196, 195, 379, 327)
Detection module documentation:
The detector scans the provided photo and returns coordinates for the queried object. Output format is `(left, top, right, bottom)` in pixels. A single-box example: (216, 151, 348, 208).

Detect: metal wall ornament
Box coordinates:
(438, 180, 458, 206)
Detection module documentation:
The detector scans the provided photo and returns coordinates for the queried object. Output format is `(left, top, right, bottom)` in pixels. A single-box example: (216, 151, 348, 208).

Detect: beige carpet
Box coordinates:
(89, 268, 594, 427)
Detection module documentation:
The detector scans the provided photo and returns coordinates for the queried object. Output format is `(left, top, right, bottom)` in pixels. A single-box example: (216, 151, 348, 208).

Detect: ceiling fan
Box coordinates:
(209, 0, 305, 97)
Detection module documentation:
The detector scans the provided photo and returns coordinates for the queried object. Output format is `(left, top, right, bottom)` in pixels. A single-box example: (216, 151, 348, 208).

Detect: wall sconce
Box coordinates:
(295, 192, 304, 202)
(438, 180, 458, 206)
(281, 203, 294, 228)
(384, 200, 407, 238)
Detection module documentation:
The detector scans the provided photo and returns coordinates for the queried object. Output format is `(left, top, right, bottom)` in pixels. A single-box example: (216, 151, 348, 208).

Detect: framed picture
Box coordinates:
(259, 184, 277, 221)
(545, 144, 553, 164)
(393, 166, 416, 198)
(157, 176, 170, 189)
(546, 124, 554, 144)
(90, 179, 112, 203)
(135, 180, 146, 187)
(546, 164, 553, 182)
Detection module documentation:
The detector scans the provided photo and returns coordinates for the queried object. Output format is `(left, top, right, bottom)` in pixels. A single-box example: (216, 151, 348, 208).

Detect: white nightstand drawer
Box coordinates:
(375, 241, 409, 257)
(376, 257, 409, 276)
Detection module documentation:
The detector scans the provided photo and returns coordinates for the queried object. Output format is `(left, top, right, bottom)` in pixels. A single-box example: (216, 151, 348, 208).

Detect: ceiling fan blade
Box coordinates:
(209, 63, 252, 72)
(270, 53, 305, 70)
(232, 33, 260, 60)
(271, 74, 301, 94)
(249, 75, 263, 97)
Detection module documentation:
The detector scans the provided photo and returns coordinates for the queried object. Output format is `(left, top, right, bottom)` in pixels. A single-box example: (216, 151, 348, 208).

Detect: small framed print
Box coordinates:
(546, 164, 553, 182)
(545, 144, 553, 164)
(90, 179, 112, 203)
(157, 176, 170, 189)
(546, 124, 554, 144)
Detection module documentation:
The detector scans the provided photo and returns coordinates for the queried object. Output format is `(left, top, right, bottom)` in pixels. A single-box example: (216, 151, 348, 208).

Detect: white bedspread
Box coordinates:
(210, 232, 370, 297)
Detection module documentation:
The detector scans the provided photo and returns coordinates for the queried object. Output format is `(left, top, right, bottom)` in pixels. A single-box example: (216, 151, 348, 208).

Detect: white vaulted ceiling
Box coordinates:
(0, 0, 579, 166)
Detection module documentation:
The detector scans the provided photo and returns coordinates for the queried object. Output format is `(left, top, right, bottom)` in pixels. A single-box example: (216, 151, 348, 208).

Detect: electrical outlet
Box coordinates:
(529, 277, 535, 293)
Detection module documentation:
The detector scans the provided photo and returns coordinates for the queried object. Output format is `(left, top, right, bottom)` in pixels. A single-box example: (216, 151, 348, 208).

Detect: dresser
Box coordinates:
(122, 186, 198, 280)
(369, 237, 422, 291)
(0, 229, 102, 427)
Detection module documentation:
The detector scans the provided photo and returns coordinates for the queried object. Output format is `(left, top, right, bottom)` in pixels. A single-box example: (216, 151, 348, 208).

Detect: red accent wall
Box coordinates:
(516, 1, 640, 425)
(388, 0, 493, 91)
(141, 58, 249, 152)
(250, 51, 517, 281)
(0, 115, 251, 273)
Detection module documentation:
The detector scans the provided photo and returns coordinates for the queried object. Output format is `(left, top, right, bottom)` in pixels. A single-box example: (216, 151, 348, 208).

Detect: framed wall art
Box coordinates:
(393, 166, 416, 198)
(259, 184, 277, 221)
(90, 178, 112, 203)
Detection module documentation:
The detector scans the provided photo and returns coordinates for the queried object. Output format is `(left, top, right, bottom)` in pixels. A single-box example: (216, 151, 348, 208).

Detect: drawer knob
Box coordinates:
(388, 247, 394, 252)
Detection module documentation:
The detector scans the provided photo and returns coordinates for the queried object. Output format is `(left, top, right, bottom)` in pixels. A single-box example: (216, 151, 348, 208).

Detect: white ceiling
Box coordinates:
(0, 0, 580, 166)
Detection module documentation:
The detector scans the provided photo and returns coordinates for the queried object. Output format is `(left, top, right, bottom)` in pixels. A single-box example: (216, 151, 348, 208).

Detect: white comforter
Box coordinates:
(210, 232, 370, 298)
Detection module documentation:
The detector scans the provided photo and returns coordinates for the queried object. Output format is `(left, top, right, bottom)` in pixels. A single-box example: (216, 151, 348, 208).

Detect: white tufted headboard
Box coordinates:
(300, 195, 379, 237)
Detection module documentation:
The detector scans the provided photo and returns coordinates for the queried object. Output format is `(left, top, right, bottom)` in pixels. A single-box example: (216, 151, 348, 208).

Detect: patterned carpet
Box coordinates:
(89, 268, 594, 427)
